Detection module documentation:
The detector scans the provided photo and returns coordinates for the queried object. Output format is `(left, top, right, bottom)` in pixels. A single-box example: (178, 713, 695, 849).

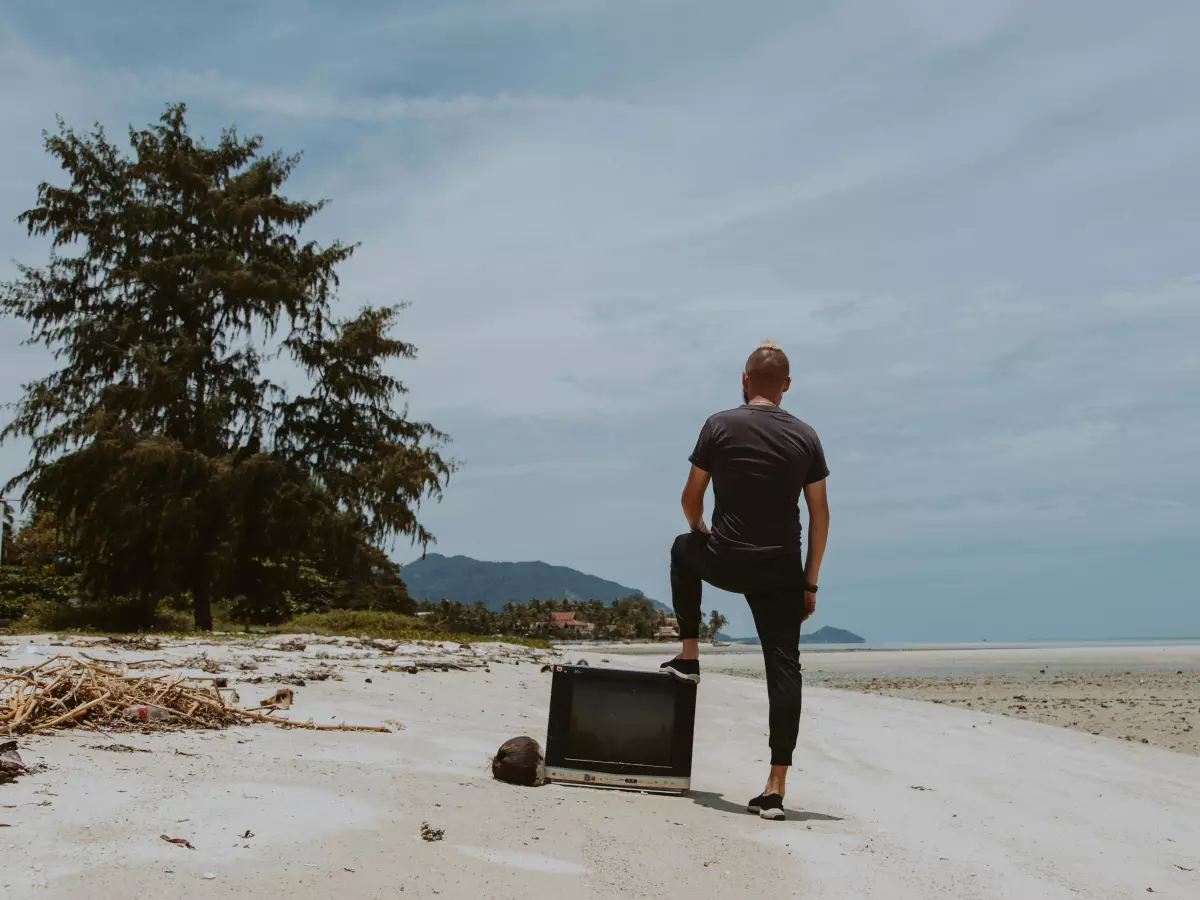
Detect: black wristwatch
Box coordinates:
(804, 582, 818, 593)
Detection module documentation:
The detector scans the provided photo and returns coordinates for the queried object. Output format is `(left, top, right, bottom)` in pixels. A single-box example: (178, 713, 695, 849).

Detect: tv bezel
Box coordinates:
(544, 664, 697, 793)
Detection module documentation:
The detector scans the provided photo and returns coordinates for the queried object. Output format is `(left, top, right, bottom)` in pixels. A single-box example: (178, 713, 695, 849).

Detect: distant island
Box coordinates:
(736, 626, 865, 645)
(802, 626, 865, 644)
(401, 553, 671, 613)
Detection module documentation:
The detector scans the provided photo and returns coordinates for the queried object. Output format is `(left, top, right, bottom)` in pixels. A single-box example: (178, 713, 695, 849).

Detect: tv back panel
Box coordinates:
(545, 664, 697, 793)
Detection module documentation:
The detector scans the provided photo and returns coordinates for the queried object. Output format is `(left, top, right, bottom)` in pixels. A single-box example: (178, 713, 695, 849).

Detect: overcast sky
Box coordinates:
(2, 1, 1198, 641)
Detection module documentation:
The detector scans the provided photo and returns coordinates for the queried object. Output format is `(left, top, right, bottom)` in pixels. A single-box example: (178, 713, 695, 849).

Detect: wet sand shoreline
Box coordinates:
(650, 642, 1200, 757)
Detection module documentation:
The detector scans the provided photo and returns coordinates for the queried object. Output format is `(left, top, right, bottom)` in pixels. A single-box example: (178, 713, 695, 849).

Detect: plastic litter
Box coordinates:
(124, 705, 176, 723)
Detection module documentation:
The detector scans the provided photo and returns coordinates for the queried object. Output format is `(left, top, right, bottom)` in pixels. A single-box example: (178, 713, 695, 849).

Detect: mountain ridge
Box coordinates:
(401, 553, 671, 612)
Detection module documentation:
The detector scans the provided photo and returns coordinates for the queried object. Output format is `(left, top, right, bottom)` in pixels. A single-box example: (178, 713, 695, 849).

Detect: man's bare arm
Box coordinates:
(681, 465, 712, 532)
(803, 478, 830, 595)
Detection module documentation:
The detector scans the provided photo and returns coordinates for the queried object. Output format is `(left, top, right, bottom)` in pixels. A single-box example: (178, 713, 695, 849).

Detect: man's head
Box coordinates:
(742, 339, 791, 405)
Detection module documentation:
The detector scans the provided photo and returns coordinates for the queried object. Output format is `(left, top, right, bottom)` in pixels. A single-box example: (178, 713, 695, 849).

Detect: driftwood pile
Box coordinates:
(1, 656, 390, 735)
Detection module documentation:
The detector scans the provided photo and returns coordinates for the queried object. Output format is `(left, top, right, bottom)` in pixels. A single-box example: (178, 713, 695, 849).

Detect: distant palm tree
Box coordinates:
(708, 609, 728, 642)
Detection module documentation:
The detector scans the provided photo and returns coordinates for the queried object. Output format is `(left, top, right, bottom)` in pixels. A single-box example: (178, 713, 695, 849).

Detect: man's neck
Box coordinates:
(746, 396, 779, 407)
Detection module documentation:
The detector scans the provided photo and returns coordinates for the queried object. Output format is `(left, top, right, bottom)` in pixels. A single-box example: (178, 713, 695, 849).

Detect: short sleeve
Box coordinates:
(688, 418, 716, 472)
(805, 432, 830, 484)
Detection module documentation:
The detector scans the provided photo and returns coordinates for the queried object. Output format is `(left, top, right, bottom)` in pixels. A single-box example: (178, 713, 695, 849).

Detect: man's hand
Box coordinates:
(802, 591, 817, 622)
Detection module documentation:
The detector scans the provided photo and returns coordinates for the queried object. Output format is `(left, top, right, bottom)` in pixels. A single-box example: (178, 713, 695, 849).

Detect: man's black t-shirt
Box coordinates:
(689, 404, 829, 560)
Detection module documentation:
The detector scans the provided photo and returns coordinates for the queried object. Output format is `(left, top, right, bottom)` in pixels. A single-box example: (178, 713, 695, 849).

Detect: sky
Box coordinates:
(1, 0, 1198, 642)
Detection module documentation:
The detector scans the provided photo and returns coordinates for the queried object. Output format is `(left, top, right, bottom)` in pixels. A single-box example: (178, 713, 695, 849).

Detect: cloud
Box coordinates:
(2, 0, 1199, 641)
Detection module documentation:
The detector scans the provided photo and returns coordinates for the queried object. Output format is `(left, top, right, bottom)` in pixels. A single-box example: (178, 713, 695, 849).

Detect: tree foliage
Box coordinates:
(0, 104, 452, 629)
(418, 595, 691, 641)
(707, 609, 728, 641)
(0, 498, 13, 565)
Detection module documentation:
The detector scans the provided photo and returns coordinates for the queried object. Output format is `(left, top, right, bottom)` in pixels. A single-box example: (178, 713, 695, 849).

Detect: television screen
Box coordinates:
(545, 665, 697, 793)
(566, 678, 676, 767)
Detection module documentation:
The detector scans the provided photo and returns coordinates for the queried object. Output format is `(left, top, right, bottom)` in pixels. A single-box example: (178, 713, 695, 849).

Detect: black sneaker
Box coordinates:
(748, 793, 785, 820)
(659, 657, 700, 683)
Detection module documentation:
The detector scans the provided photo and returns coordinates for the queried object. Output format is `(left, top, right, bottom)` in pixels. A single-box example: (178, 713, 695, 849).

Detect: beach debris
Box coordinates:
(275, 639, 307, 653)
(1173, 864, 1194, 872)
(2, 657, 390, 734)
(910, 785, 932, 791)
(125, 705, 177, 724)
(161, 834, 196, 850)
(1, 741, 26, 783)
(241, 829, 255, 839)
(180, 654, 225, 674)
(110, 636, 162, 652)
(260, 688, 295, 710)
(491, 735, 547, 787)
(575, 659, 590, 666)
(420, 822, 445, 842)
(202, 872, 217, 880)
(86, 743, 151, 753)
(540, 665, 552, 673)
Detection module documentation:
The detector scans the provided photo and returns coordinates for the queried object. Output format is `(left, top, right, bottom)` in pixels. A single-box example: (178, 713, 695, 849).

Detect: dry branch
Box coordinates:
(1, 658, 389, 735)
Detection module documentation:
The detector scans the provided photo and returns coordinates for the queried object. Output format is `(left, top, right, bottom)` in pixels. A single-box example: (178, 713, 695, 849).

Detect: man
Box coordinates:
(661, 339, 830, 821)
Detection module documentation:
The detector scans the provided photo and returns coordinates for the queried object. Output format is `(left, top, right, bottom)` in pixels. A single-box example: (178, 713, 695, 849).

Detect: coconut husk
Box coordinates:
(491, 735, 546, 787)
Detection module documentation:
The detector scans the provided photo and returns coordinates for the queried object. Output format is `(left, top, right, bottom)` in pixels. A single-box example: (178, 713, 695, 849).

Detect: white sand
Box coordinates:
(2, 638, 1198, 899)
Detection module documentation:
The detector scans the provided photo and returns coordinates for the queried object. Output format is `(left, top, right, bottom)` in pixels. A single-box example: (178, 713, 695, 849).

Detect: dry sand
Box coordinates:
(2, 635, 1199, 899)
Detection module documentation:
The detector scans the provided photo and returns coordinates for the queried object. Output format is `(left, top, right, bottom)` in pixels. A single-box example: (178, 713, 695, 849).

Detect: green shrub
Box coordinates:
(0, 593, 28, 620)
(1, 565, 81, 623)
(15, 596, 192, 633)
(283, 610, 434, 637)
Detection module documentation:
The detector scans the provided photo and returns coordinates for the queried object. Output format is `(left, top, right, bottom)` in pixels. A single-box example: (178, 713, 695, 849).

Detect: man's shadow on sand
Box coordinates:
(686, 791, 842, 822)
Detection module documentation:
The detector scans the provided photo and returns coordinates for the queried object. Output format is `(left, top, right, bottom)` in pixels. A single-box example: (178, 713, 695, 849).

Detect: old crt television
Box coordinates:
(545, 665, 697, 793)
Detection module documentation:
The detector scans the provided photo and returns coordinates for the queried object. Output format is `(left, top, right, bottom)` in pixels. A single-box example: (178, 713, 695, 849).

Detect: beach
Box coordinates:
(694, 641, 1200, 757)
(2, 635, 1199, 899)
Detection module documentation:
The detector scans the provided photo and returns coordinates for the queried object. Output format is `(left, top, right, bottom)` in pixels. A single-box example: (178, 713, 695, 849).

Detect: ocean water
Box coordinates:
(701, 638, 1200, 678)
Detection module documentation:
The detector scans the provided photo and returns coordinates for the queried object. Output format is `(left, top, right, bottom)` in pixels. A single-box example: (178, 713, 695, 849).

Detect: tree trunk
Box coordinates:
(192, 551, 214, 631)
(193, 580, 213, 631)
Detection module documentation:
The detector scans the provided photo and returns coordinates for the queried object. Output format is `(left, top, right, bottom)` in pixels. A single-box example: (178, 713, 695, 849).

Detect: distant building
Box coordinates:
(657, 617, 680, 640)
(549, 611, 593, 633)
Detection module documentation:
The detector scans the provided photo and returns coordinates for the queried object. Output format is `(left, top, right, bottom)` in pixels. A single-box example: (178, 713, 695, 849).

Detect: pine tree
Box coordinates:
(1, 104, 452, 629)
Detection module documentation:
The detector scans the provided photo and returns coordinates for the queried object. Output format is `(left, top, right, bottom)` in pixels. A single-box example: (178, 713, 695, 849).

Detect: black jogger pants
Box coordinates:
(670, 530, 805, 767)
